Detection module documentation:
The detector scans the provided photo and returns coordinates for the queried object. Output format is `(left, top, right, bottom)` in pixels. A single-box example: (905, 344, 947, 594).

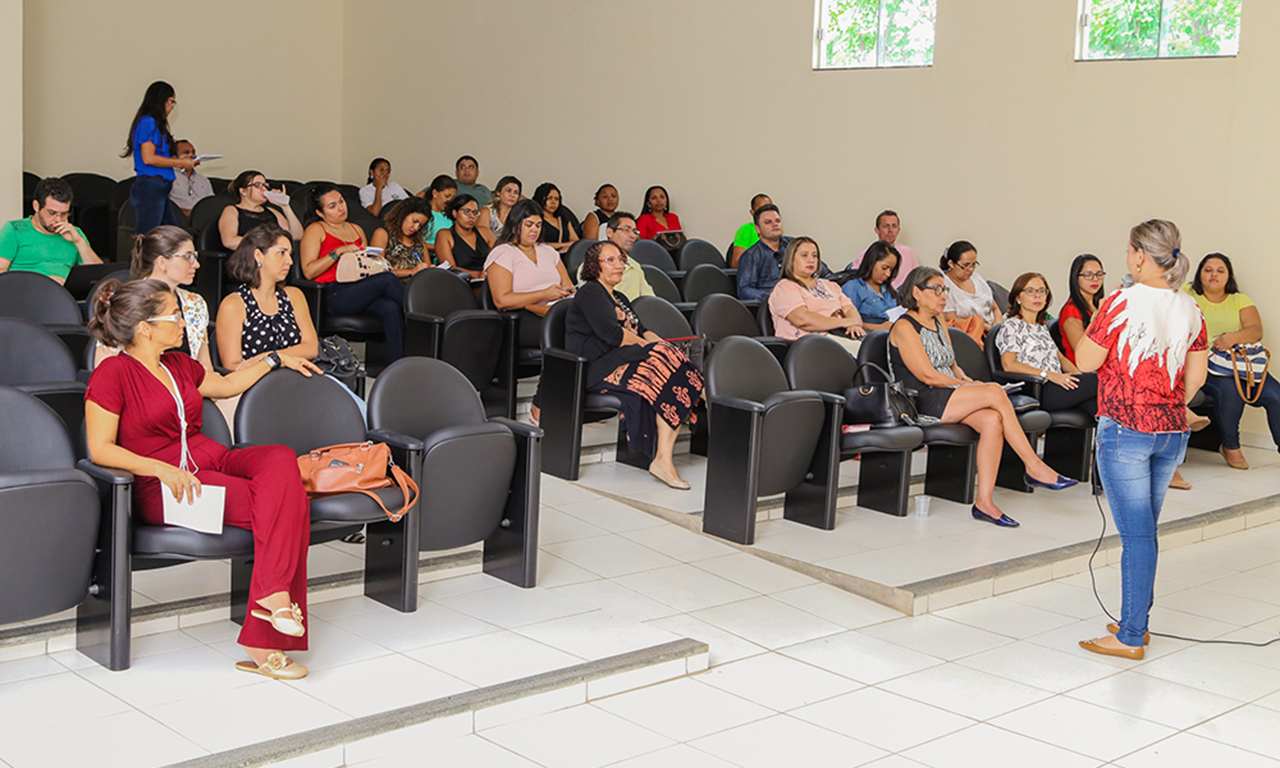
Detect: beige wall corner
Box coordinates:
(1, 0, 21, 219)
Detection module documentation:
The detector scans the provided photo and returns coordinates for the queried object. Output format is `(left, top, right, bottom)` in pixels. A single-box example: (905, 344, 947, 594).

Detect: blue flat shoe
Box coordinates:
(1024, 473, 1078, 491)
(972, 506, 1019, 527)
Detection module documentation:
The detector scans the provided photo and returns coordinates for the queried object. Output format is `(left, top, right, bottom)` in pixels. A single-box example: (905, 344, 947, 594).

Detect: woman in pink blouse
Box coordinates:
(768, 237, 866, 355)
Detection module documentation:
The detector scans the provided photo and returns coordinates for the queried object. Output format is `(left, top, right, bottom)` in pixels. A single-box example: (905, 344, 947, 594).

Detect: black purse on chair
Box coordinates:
(843, 362, 920, 428)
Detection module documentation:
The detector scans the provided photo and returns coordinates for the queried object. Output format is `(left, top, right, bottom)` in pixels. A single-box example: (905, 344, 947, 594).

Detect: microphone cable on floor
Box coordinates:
(1088, 478, 1280, 648)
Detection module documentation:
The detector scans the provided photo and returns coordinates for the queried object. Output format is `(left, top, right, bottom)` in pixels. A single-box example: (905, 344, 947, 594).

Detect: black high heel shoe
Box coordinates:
(971, 506, 1019, 527)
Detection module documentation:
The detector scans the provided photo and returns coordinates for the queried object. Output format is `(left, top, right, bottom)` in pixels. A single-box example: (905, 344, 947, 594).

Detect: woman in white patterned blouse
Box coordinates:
(994, 272, 1096, 415)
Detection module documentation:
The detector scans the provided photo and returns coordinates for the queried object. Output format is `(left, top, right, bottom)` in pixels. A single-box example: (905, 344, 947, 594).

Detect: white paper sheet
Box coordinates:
(163, 485, 226, 534)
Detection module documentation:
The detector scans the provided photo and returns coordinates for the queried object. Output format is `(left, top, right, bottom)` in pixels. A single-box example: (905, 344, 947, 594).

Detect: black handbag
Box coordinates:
(843, 362, 919, 428)
(313, 335, 364, 389)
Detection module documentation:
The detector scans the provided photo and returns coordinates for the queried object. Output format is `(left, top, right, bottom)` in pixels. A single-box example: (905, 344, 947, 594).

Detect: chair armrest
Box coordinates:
(814, 392, 846, 407)
(404, 312, 444, 358)
(0, 468, 94, 492)
(761, 389, 824, 410)
(366, 429, 425, 453)
(76, 459, 134, 486)
(543, 346, 589, 365)
(490, 417, 544, 441)
(993, 371, 1043, 399)
(405, 311, 445, 325)
(290, 278, 325, 328)
(709, 395, 766, 414)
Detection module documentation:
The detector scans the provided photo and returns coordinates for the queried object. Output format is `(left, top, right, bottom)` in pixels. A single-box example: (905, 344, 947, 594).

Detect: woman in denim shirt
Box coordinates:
(842, 240, 900, 330)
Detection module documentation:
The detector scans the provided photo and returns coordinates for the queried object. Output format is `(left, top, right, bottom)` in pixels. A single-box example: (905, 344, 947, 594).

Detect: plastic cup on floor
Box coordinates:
(914, 495, 931, 518)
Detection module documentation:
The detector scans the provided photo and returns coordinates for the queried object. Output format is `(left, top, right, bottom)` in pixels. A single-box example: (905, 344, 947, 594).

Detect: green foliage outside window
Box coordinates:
(817, 0, 936, 69)
(1083, 0, 1242, 60)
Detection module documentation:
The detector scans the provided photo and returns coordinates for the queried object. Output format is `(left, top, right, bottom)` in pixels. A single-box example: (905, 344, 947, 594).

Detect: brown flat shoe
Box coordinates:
(1106, 622, 1151, 645)
(1079, 638, 1144, 660)
(1220, 446, 1249, 470)
(1188, 413, 1211, 432)
(236, 652, 308, 680)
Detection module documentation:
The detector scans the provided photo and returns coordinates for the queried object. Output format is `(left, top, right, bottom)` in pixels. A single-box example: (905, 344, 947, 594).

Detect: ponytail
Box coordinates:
(87, 279, 173, 349)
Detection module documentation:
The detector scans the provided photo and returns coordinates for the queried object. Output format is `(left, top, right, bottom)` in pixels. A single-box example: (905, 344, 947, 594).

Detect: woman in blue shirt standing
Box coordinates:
(842, 240, 901, 330)
(121, 81, 196, 233)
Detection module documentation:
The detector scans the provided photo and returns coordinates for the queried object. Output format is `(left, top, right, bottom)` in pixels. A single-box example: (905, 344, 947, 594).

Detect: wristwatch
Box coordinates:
(266, 351, 282, 370)
(1038, 369, 1048, 380)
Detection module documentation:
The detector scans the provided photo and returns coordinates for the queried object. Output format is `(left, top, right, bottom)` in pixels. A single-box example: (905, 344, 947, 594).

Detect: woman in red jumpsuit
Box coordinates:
(84, 278, 321, 680)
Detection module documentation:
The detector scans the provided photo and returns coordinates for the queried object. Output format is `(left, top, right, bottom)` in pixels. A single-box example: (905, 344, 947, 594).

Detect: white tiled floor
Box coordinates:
(2, 447, 1280, 767)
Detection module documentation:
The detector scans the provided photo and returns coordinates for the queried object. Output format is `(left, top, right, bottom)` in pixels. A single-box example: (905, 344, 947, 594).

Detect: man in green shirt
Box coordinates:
(728, 193, 771, 268)
(0, 177, 102, 285)
(453, 155, 493, 208)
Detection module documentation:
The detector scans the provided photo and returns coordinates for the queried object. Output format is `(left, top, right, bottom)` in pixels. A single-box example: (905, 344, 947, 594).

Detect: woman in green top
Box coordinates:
(1187, 252, 1280, 469)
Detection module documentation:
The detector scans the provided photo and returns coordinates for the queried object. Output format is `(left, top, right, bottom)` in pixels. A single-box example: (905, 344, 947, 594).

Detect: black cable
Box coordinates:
(1088, 478, 1280, 647)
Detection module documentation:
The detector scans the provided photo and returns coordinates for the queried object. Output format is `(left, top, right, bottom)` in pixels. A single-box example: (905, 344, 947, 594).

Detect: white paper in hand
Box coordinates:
(163, 485, 226, 534)
(193, 154, 224, 163)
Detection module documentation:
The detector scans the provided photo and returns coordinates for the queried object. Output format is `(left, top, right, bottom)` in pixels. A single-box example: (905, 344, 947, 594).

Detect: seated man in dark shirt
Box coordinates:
(736, 204, 829, 301)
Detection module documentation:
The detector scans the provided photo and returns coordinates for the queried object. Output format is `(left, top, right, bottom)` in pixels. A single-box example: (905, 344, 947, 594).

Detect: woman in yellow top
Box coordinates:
(1186, 252, 1279, 470)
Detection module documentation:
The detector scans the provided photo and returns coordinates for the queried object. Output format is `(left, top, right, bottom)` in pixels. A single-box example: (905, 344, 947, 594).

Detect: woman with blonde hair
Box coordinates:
(768, 237, 865, 355)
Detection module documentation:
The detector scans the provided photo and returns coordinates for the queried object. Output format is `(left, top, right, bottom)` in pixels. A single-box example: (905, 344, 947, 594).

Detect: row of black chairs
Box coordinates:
(0, 356, 541, 671)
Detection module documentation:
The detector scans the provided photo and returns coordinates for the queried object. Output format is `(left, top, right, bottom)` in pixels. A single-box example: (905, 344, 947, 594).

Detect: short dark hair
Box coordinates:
(853, 240, 902, 284)
(1191, 252, 1240, 295)
(752, 203, 780, 226)
(174, 139, 193, 152)
(605, 211, 637, 234)
(580, 240, 623, 283)
(497, 199, 544, 246)
(456, 155, 478, 170)
(367, 157, 390, 184)
(897, 266, 945, 312)
(532, 182, 561, 212)
(749, 193, 771, 211)
(33, 177, 74, 208)
(875, 209, 899, 228)
(594, 184, 617, 206)
(1007, 272, 1052, 325)
(227, 224, 290, 289)
(446, 194, 478, 222)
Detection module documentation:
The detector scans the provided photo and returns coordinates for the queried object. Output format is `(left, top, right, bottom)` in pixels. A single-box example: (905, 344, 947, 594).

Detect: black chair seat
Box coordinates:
(584, 392, 624, 412)
(1017, 410, 1052, 432)
(308, 486, 409, 524)
(133, 524, 255, 560)
(517, 347, 543, 363)
(322, 314, 384, 335)
(1049, 409, 1095, 429)
(841, 425, 923, 454)
(919, 423, 979, 445)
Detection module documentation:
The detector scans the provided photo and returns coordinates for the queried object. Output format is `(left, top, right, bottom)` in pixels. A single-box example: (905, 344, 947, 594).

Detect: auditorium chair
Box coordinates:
(236, 371, 422, 610)
(480, 281, 542, 380)
(985, 322, 1096, 483)
(566, 238, 598, 278)
(62, 172, 116, 256)
(85, 269, 134, 322)
(702, 336, 841, 545)
(640, 265, 695, 318)
(785, 335, 925, 517)
(288, 260, 389, 374)
(682, 263, 735, 303)
(692, 293, 789, 367)
(65, 262, 126, 316)
(0, 318, 88, 453)
(858, 330, 981, 505)
(538, 301, 647, 481)
(367, 358, 541, 587)
(949, 328, 1053, 492)
(0, 271, 93, 365)
(404, 268, 514, 418)
(678, 238, 729, 272)
(187, 194, 236, 241)
(0, 388, 99, 627)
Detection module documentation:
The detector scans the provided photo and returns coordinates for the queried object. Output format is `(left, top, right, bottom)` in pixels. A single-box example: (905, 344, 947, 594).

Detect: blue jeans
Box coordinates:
(324, 272, 406, 362)
(1095, 416, 1188, 647)
(130, 174, 176, 234)
(1200, 372, 1280, 450)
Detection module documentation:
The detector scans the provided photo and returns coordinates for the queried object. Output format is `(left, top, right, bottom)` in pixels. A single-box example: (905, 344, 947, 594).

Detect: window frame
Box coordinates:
(812, 0, 937, 71)
(1075, 0, 1243, 62)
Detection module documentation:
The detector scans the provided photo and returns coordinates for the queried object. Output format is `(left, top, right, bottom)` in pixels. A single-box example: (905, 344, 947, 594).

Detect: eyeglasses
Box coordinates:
(920, 285, 950, 296)
(41, 208, 71, 220)
(956, 261, 979, 271)
(614, 226, 639, 235)
(1021, 288, 1048, 297)
(146, 313, 186, 325)
(1079, 271, 1106, 280)
(167, 251, 199, 264)
(601, 256, 628, 266)
(459, 208, 480, 217)
(247, 182, 269, 189)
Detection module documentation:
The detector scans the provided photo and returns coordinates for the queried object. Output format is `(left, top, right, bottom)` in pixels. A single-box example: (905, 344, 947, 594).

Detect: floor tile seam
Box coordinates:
(589, 693, 778, 745)
(688, 669, 865, 717)
(977, 709, 1168, 764)
(790, 691, 982, 757)
(163, 638, 707, 768)
(548, 574, 689, 617)
(1127, 665, 1267, 704)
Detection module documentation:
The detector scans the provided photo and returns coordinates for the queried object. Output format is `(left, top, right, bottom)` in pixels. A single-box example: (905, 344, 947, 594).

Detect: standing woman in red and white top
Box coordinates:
(1074, 220, 1208, 661)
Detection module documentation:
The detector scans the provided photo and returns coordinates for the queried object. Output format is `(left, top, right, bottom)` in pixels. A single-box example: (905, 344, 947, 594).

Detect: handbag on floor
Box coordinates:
(1208, 343, 1271, 404)
(313, 335, 363, 389)
(298, 441, 419, 522)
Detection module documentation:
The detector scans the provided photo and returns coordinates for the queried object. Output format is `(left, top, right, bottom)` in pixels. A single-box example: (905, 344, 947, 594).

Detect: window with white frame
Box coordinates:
(813, 0, 936, 70)
(1077, 0, 1243, 61)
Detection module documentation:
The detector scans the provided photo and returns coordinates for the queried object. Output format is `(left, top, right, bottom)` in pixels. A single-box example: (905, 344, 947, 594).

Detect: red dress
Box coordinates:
(636, 212, 682, 240)
(85, 352, 311, 651)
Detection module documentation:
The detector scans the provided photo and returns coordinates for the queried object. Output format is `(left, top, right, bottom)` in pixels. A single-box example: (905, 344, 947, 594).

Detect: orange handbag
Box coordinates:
(297, 441, 419, 522)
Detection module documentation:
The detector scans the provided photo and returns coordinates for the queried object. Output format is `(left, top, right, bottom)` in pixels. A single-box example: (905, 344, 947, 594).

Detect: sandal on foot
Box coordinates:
(236, 652, 307, 680)
(250, 603, 305, 637)
(341, 532, 366, 545)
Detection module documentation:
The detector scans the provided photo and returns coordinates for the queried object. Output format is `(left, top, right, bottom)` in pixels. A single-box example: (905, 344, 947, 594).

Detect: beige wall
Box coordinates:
(1, 0, 21, 218)
(22, 0, 345, 185)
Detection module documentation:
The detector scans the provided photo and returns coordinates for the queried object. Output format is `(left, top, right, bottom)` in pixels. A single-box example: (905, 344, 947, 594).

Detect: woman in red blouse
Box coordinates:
(636, 185, 682, 240)
(84, 279, 322, 680)
(1074, 220, 1208, 661)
